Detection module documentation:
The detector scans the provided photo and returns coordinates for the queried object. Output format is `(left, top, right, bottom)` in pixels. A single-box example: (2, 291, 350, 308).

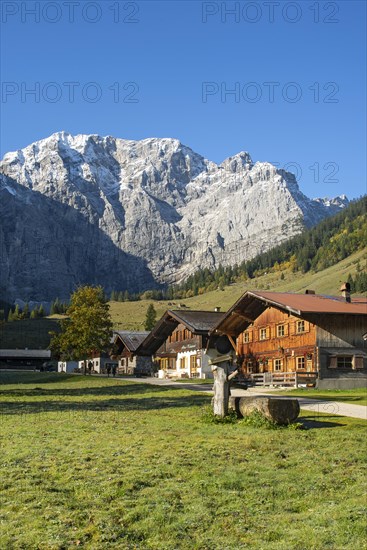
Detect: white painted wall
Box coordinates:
(201, 352, 214, 379)
(78, 357, 108, 373)
(58, 361, 78, 373)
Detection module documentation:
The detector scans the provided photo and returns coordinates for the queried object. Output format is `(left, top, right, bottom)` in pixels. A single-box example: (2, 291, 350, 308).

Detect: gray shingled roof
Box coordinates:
(114, 331, 150, 352)
(167, 310, 225, 332)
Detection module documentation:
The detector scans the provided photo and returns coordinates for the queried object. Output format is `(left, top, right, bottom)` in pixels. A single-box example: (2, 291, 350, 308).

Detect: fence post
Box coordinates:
(295, 372, 298, 388)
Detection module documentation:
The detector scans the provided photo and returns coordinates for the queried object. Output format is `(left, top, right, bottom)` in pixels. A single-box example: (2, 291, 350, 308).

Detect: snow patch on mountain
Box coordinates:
(0, 132, 348, 300)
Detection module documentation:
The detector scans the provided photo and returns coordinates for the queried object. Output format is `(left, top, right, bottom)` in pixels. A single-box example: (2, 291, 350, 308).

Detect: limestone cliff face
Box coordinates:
(0, 132, 348, 300)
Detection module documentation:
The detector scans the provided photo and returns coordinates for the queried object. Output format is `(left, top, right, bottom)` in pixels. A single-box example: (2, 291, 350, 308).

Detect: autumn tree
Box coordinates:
(50, 286, 113, 369)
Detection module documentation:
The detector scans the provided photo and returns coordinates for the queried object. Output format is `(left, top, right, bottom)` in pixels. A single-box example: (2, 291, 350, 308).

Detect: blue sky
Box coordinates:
(1, 0, 366, 199)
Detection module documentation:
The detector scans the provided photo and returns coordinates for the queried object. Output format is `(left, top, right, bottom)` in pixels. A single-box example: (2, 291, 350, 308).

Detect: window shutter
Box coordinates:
(266, 327, 270, 339)
(329, 356, 337, 368)
(304, 321, 310, 332)
(354, 356, 364, 369)
(284, 324, 289, 336)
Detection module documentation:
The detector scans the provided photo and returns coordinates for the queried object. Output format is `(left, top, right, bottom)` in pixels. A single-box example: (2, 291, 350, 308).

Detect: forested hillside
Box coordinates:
(170, 196, 366, 299)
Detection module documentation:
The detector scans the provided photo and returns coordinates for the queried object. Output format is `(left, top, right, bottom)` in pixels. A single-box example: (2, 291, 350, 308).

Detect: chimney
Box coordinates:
(214, 307, 221, 312)
(305, 290, 315, 295)
(340, 282, 351, 303)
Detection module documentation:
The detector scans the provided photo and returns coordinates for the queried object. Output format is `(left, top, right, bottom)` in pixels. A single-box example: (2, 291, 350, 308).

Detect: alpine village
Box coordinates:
(1, 180, 366, 549)
(2, 197, 366, 388)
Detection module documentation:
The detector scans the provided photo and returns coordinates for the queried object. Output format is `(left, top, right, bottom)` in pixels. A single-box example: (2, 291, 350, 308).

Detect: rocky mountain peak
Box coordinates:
(0, 133, 348, 301)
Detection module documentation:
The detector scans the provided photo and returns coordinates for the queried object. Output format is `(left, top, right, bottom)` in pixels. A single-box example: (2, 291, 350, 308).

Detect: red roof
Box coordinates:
(212, 290, 367, 337)
(250, 291, 367, 315)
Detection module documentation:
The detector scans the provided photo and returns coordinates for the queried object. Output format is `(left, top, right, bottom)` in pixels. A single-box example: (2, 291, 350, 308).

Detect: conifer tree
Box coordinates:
(13, 304, 21, 320)
(22, 303, 30, 319)
(144, 303, 157, 331)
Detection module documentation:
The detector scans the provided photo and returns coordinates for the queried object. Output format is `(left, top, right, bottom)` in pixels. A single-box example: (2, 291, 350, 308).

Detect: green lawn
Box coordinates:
(0, 374, 366, 549)
(277, 387, 367, 407)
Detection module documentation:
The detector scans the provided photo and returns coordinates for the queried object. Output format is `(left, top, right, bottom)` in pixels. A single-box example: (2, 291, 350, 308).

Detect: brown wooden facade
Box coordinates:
(156, 323, 204, 377)
(213, 290, 367, 388)
(113, 331, 152, 376)
(140, 310, 224, 379)
(237, 308, 317, 374)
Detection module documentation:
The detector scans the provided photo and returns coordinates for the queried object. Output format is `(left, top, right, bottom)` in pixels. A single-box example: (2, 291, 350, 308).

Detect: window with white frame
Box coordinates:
(277, 324, 285, 337)
(296, 356, 305, 369)
(243, 331, 250, 343)
(296, 320, 305, 333)
(259, 328, 267, 341)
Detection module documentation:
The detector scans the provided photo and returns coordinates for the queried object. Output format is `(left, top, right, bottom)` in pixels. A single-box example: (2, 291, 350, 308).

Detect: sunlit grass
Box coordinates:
(0, 373, 366, 549)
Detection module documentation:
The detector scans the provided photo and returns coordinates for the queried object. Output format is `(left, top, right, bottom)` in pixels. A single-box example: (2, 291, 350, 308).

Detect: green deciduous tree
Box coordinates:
(50, 286, 113, 366)
(144, 303, 157, 331)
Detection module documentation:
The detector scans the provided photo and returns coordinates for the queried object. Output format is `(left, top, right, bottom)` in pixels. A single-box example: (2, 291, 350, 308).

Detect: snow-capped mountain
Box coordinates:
(0, 132, 348, 300)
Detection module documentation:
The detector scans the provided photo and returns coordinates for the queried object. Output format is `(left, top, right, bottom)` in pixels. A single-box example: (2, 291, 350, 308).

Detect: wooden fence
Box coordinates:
(250, 371, 317, 388)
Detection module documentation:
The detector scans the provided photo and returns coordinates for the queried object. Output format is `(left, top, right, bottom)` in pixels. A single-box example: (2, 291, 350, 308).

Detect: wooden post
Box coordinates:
(210, 355, 233, 417)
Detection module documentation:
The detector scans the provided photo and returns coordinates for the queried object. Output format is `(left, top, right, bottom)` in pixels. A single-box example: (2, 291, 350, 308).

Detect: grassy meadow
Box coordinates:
(0, 373, 366, 549)
(0, 249, 365, 346)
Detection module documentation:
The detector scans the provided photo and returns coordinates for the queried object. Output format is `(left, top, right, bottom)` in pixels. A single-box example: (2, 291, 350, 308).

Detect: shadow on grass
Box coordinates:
(0, 372, 78, 385)
(298, 416, 346, 429)
(0, 393, 209, 415)
(0, 383, 190, 398)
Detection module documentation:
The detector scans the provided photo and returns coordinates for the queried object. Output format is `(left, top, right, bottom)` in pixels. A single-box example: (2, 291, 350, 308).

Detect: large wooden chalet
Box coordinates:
(139, 310, 225, 379)
(211, 289, 367, 389)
